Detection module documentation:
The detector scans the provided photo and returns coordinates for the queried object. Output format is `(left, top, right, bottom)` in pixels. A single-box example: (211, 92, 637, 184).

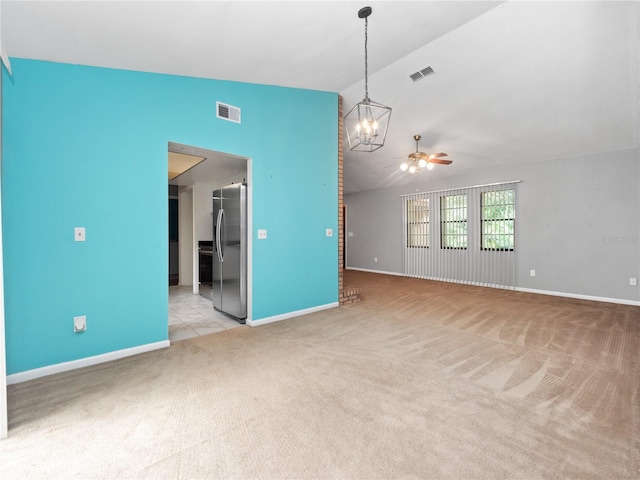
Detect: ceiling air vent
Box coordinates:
(409, 66, 435, 82)
(216, 101, 241, 124)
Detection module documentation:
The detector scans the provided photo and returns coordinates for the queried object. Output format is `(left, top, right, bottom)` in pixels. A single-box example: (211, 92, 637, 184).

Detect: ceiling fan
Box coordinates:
(400, 135, 452, 174)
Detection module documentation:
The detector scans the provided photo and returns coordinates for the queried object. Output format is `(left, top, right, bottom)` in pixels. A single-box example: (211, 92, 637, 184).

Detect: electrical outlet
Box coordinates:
(630, 277, 637, 286)
(257, 229, 267, 240)
(74, 315, 86, 332)
(348, 232, 354, 237)
(530, 269, 536, 277)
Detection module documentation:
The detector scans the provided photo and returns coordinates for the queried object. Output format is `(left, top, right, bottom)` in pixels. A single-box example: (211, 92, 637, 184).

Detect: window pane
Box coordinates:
(407, 198, 429, 248)
(441, 194, 467, 249)
(481, 189, 514, 251)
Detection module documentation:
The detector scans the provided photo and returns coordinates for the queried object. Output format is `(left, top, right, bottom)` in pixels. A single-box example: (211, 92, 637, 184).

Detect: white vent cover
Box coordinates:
(409, 66, 435, 82)
(216, 101, 241, 123)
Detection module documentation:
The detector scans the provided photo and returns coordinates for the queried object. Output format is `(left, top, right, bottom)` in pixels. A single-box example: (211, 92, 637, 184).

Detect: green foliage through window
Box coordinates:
(441, 194, 467, 249)
(481, 189, 515, 251)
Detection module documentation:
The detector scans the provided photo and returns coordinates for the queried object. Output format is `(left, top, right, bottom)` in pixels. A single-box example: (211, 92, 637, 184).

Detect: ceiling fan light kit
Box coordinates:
(400, 135, 452, 174)
(344, 6, 392, 153)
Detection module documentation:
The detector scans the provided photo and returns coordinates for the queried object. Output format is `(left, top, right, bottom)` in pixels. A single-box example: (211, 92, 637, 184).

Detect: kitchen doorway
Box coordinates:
(167, 142, 249, 342)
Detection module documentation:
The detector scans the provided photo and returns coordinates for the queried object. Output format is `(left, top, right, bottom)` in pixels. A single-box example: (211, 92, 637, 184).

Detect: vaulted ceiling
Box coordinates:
(2, 1, 638, 193)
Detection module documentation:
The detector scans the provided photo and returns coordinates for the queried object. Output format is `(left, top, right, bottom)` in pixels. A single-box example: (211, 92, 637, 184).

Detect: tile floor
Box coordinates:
(168, 285, 244, 342)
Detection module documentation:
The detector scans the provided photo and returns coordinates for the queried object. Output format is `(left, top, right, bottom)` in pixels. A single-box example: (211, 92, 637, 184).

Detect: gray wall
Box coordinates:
(345, 147, 640, 303)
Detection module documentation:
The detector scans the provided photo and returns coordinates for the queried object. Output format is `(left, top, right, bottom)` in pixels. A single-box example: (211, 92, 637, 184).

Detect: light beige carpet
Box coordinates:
(2, 271, 639, 479)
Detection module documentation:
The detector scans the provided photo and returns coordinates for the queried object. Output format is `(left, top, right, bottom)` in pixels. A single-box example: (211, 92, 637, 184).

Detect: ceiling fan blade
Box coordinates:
(430, 152, 448, 158)
(429, 158, 453, 165)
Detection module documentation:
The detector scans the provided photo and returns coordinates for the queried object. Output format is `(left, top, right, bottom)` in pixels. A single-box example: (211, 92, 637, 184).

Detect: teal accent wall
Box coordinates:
(2, 59, 338, 375)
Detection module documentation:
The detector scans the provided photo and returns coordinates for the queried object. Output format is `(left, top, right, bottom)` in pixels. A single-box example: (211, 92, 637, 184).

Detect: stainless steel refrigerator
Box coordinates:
(212, 183, 247, 322)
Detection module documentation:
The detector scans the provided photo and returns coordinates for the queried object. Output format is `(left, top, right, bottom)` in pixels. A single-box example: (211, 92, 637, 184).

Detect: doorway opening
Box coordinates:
(167, 142, 249, 342)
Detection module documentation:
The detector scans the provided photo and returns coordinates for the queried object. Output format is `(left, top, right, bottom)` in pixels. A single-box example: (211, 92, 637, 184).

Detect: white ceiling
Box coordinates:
(2, 1, 638, 193)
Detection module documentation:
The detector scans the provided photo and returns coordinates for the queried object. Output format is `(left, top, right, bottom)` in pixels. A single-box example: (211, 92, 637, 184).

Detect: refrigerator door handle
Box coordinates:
(216, 209, 224, 262)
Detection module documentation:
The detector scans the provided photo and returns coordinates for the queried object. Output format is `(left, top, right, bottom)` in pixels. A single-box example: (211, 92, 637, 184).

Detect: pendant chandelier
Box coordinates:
(344, 6, 392, 152)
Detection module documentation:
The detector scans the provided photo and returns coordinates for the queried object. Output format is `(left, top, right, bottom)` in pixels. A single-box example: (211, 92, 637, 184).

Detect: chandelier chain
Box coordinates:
(364, 16, 368, 100)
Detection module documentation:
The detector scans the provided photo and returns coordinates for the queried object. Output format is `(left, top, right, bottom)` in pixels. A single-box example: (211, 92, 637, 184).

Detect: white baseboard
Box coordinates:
(515, 287, 640, 306)
(247, 302, 339, 327)
(347, 268, 639, 307)
(345, 267, 404, 276)
(7, 340, 170, 385)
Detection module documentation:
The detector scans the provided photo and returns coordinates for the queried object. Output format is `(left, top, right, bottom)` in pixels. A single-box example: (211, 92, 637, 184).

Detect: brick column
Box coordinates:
(338, 96, 361, 305)
(338, 96, 344, 298)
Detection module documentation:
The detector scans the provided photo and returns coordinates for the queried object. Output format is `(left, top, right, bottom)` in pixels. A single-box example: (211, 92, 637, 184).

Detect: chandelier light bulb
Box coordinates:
(426, 163, 435, 170)
(418, 159, 427, 169)
(409, 165, 416, 174)
(400, 163, 408, 172)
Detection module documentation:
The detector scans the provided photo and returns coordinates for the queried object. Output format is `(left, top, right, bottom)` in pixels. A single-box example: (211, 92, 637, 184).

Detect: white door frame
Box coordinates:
(1, 53, 10, 439)
(0, 176, 7, 439)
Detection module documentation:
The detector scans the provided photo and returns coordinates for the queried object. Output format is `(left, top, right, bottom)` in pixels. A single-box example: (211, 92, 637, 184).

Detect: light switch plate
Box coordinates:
(74, 227, 86, 242)
(257, 229, 267, 240)
(630, 277, 637, 286)
(530, 269, 536, 277)
(326, 228, 333, 237)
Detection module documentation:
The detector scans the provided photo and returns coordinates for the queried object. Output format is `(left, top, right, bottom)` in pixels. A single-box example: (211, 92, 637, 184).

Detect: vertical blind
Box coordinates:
(401, 181, 519, 289)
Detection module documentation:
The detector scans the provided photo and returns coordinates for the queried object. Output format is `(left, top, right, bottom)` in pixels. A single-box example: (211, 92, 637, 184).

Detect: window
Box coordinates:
(403, 182, 517, 287)
(441, 194, 467, 249)
(407, 198, 429, 247)
(481, 189, 515, 251)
